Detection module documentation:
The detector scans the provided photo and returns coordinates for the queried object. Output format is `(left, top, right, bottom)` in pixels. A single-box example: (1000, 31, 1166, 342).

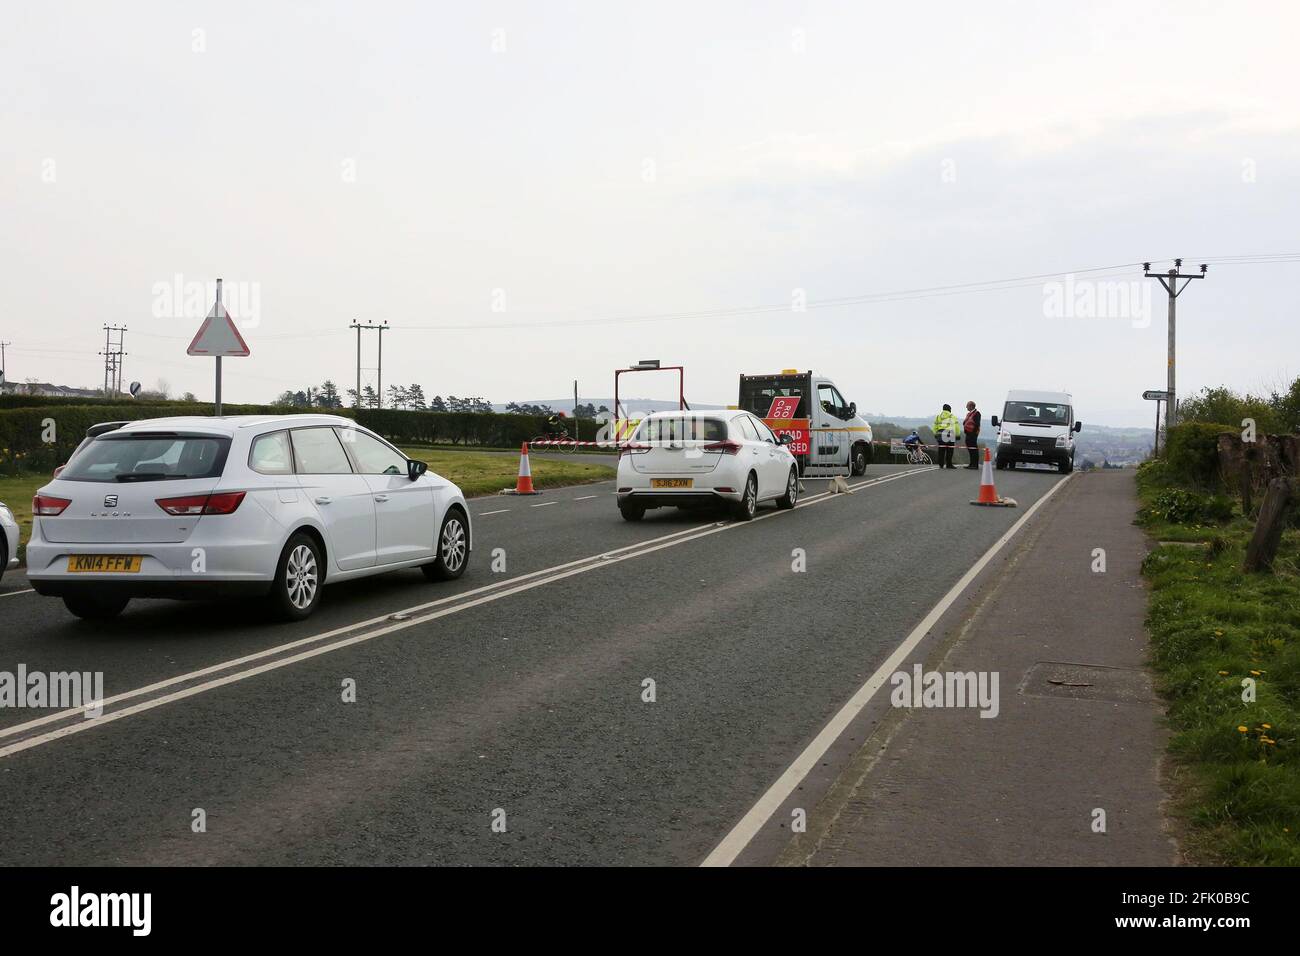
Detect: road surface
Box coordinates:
(0, 464, 1072, 865)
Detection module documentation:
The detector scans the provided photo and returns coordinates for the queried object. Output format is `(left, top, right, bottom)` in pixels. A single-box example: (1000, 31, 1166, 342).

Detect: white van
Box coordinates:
(990, 390, 1081, 473)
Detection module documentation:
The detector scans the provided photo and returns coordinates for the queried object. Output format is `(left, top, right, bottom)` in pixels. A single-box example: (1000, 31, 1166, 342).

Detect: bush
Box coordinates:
(1164, 422, 1234, 489)
(1142, 487, 1235, 525)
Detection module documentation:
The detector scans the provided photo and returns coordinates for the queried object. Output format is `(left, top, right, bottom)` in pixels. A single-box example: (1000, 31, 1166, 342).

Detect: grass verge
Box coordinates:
(1136, 463, 1300, 864)
(399, 448, 614, 498)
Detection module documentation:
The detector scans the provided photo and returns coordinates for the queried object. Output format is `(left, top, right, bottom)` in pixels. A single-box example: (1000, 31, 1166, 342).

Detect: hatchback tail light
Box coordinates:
(156, 492, 246, 516)
(33, 494, 72, 516)
(702, 439, 743, 455)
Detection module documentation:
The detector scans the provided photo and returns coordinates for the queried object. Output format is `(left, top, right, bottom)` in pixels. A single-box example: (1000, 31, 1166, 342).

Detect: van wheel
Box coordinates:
(423, 507, 469, 580)
(850, 443, 868, 476)
(776, 466, 799, 509)
(1061, 457, 1074, 475)
(269, 532, 323, 621)
(63, 593, 130, 620)
(619, 501, 645, 521)
(732, 473, 758, 521)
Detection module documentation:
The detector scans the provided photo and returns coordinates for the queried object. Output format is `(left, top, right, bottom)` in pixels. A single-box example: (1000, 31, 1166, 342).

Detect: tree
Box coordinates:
(407, 384, 427, 410)
(429, 394, 447, 413)
(387, 384, 408, 410)
(318, 380, 343, 408)
(361, 385, 378, 409)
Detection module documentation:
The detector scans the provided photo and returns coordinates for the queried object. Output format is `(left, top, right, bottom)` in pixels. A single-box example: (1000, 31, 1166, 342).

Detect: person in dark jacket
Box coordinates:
(963, 400, 982, 468)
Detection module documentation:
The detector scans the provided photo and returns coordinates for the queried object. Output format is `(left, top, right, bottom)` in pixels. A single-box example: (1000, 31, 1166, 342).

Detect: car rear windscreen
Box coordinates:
(632, 417, 727, 442)
(1002, 402, 1071, 425)
(58, 434, 232, 482)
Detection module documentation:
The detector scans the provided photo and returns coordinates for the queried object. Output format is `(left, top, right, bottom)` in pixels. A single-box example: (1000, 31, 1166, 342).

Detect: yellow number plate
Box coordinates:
(651, 478, 693, 489)
(67, 555, 143, 573)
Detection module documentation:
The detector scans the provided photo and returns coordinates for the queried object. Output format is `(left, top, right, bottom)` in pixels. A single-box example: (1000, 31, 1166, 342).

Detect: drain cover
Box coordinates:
(1019, 661, 1157, 704)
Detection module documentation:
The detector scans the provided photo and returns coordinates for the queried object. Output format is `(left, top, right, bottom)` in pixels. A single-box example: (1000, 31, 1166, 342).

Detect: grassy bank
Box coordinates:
(399, 448, 613, 497)
(1137, 461, 1300, 864)
(0, 451, 613, 566)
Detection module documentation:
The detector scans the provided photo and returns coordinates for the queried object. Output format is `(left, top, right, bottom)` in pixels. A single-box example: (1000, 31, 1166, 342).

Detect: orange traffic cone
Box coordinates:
(970, 447, 1016, 507)
(503, 442, 541, 495)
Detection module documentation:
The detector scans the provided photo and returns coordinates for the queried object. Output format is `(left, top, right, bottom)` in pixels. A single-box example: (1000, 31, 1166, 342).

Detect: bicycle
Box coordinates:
(905, 446, 932, 465)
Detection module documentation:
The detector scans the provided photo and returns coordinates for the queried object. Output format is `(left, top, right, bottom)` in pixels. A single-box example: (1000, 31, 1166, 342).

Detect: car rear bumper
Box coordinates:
(25, 538, 278, 588)
(617, 489, 740, 508)
(30, 578, 271, 599)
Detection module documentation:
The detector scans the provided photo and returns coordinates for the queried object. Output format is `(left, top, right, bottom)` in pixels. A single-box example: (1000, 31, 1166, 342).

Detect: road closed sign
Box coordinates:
(763, 397, 809, 455)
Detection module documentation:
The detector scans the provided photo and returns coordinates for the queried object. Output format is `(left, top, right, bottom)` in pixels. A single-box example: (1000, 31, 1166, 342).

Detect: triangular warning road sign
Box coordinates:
(187, 301, 250, 357)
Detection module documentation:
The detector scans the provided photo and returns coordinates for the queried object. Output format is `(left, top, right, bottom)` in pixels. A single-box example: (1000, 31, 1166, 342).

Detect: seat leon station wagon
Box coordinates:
(26, 415, 472, 621)
(616, 410, 800, 521)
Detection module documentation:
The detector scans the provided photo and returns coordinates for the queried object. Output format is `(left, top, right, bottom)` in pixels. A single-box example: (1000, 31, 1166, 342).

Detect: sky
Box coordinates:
(2, 0, 1298, 427)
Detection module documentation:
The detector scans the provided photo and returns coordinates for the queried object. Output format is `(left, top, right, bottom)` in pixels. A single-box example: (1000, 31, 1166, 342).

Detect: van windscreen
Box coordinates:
(1002, 402, 1070, 426)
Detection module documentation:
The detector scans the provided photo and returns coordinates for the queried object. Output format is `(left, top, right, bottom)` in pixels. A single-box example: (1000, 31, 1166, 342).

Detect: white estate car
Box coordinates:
(616, 410, 800, 521)
(0, 498, 19, 585)
(26, 414, 471, 621)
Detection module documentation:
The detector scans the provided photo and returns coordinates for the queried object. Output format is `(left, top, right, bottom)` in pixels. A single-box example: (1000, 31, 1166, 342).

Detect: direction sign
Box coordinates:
(1142, 389, 1170, 402)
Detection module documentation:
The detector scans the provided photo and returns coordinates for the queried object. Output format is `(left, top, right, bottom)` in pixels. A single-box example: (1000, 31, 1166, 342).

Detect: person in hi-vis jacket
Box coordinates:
(932, 404, 961, 470)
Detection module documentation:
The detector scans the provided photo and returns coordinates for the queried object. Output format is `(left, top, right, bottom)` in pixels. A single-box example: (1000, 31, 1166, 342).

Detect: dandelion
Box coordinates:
(1263, 724, 1272, 730)
(1218, 670, 1229, 676)
(1251, 670, 1262, 677)
(1238, 726, 1249, 733)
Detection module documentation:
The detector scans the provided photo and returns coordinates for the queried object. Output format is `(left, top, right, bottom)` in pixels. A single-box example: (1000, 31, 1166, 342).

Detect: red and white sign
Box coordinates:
(766, 395, 800, 420)
(187, 299, 250, 357)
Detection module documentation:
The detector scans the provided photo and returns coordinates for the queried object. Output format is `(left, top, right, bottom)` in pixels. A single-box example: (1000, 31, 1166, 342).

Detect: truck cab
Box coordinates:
(738, 370, 874, 476)
(991, 389, 1082, 473)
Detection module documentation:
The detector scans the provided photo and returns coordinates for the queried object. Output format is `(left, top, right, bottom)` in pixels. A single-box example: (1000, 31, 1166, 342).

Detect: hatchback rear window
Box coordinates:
(59, 434, 231, 482)
(632, 416, 727, 442)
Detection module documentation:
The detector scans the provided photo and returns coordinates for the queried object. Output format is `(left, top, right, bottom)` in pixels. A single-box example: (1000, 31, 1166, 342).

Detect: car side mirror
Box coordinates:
(991, 416, 999, 428)
(777, 433, 794, 445)
(1073, 421, 1082, 433)
(407, 459, 428, 481)
(847, 402, 856, 418)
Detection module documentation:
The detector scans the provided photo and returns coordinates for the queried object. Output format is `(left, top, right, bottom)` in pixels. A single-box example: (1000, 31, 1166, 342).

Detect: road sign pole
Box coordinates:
(215, 355, 222, 416)
(1153, 398, 1161, 456)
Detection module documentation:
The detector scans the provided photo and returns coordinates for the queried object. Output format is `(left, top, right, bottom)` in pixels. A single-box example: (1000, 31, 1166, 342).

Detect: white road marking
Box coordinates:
(530, 501, 558, 508)
(699, 472, 1073, 867)
(0, 469, 935, 758)
(0, 588, 35, 599)
(572, 495, 598, 501)
(476, 509, 510, 516)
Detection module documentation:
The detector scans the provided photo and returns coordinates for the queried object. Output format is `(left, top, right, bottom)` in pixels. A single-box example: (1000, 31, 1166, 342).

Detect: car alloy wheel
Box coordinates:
(285, 543, 319, 610)
(440, 514, 467, 572)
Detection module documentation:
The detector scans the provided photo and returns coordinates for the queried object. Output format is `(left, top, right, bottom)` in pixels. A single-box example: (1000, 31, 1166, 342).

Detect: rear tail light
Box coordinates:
(702, 439, 743, 455)
(33, 494, 72, 516)
(619, 442, 651, 457)
(156, 492, 246, 516)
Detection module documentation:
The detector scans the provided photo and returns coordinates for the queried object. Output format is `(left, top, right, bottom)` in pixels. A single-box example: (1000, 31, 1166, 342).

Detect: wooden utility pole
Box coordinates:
(1143, 259, 1207, 439)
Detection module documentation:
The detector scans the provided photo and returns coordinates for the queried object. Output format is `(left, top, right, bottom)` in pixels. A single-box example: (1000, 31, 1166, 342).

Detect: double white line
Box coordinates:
(0, 468, 934, 760)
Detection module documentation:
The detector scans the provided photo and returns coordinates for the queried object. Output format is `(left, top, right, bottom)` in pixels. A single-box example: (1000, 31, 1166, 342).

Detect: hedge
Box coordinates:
(0, 403, 607, 475)
(1163, 421, 1234, 489)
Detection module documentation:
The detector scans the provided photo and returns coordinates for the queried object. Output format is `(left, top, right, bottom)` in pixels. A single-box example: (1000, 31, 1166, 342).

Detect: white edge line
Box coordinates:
(699, 472, 1074, 867)
(530, 501, 558, 508)
(0, 469, 932, 756)
(0, 588, 35, 599)
(476, 509, 510, 516)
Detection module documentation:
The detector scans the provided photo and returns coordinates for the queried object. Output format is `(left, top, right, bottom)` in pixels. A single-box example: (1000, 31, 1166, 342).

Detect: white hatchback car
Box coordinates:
(0, 498, 19, 585)
(26, 414, 471, 621)
(616, 410, 799, 521)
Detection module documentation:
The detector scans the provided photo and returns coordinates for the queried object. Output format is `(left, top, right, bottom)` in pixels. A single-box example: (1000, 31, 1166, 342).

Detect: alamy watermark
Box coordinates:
(890, 664, 1000, 718)
(0, 665, 104, 718)
(151, 274, 261, 328)
(1042, 274, 1152, 328)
